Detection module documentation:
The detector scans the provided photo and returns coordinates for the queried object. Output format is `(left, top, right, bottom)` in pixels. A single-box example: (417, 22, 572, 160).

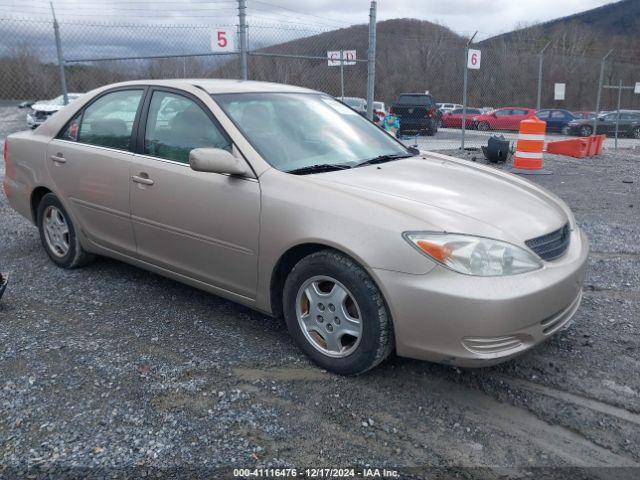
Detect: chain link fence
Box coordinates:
(1, 6, 639, 150)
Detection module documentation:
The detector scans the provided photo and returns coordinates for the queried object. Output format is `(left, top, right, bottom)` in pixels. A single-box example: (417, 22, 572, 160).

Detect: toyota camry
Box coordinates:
(2, 80, 589, 375)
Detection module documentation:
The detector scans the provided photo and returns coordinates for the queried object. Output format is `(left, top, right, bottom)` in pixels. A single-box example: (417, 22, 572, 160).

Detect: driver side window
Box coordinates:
(144, 91, 231, 164)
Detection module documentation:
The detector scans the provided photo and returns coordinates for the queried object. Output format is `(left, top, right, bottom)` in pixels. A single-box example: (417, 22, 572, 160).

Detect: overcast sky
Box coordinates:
(2, 0, 617, 39)
(0, 0, 619, 60)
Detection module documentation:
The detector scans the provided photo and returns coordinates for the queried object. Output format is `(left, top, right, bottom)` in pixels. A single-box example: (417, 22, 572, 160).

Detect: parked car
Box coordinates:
(436, 103, 463, 114)
(441, 108, 481, 129)
(338, 96, 367, 115)
(3, 79, 588, 375)
(535, 109, 576, 134)
(372, 100, 387, 116)
(27, 93, 83, 128)
(390, 92, 438, 136)
(572, 111, 596, 120)
(565, 110, 640, 138)
(472, 107, 537, 131)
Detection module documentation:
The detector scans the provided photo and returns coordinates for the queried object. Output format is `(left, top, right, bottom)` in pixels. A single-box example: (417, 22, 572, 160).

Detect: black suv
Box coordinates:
(390, 93, 438, 136)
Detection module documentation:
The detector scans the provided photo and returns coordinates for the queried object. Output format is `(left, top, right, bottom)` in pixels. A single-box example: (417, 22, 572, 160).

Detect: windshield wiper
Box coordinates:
(286, 164, 352, 175)
(354, 153, 414, 168)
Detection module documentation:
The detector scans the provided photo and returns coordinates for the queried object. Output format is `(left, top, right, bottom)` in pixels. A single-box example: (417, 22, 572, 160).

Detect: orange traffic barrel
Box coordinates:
(511, 117, 551, 175)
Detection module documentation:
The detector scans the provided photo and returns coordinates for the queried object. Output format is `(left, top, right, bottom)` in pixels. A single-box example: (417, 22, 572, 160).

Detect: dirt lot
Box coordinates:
(1, 104, 639, 478)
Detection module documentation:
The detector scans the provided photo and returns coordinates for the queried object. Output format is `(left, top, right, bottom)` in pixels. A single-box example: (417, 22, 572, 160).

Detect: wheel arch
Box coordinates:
(30, 186, 53, 223)
(269, 242, 385, 320)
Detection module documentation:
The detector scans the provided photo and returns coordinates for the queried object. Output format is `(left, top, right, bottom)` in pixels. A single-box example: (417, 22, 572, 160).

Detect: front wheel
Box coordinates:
(37, 193, 94, 269)
(477, 121, 490, 131)
(631, 126, 640, 139)
(283, 250, 394, 375)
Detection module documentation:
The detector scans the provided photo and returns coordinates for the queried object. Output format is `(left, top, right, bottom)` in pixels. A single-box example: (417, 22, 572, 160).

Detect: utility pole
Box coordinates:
(366, 1, 377, 121)
(594, 49, 613, 134)
(50, 1, 68, 105)
(536, 41, 551, 111)
(238, 0, 248, 80)
(461, 31, 477, 150)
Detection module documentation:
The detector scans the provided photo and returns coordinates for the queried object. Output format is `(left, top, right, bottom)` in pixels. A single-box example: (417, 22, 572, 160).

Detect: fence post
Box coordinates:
(614, 79, 622, 150)
(340, 50, 345, 99)
(460, 31, 476, 150)
(594, 49, 613, 134)
(536, 41, 551, 111)
(50, 2, 68, 104)
(238, 0, 248, 80)
(366, 0, 377, 121)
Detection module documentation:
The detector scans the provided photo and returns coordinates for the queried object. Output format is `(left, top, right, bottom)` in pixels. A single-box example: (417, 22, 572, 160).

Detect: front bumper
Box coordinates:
(374, 228, 589, 367)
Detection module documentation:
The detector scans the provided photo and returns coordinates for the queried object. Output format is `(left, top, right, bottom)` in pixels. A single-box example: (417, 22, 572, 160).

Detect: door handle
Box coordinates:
(131, 174, 154, 186)
(50, 154, 66, 164)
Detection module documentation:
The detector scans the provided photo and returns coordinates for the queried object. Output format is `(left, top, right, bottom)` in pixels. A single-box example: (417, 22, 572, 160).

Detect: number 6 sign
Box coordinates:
(467, 49, 481, 70)
(211, 29, 236, 53)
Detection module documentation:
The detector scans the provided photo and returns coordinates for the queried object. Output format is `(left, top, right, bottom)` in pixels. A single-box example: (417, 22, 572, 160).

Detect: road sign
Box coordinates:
(635, 82, 640, 94)
(211, 29, 236, 53)
(467, 49, 481, 69)
(554, 83, 566, 101)
(327, 50, 356, 66)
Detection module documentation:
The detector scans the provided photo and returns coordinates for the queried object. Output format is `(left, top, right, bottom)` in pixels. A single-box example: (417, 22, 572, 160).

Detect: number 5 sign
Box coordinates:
(211, 29, 236, 53)
(467, 49, 481, 70)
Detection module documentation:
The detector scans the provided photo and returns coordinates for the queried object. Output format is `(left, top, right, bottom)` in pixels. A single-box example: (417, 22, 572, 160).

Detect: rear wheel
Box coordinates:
(283, 250, 393, 375)
(579, 125, 593, 137)
(426, 119, 438, 136)
(37, 193, 94, 269)
(631, 126, 640, 139)
(477, 121, 490, 131)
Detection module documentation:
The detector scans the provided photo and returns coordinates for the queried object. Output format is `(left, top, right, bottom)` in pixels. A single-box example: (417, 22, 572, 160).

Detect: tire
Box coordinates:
(283, 250, 394, 375)
(477, 121, 490, 132)
(631, 126, 640, 139)
(37, 193, 94, 269)
(579, 125, 592, 137)
(426, 119, 437, 136)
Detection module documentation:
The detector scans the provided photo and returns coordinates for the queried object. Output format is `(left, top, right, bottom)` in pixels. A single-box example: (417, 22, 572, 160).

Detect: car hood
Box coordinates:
(311, 154, 570, 244)
(31, 103, 62, 113)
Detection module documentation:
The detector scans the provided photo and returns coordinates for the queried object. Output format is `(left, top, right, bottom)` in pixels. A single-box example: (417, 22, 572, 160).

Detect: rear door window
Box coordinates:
(76, 89, 144, 151)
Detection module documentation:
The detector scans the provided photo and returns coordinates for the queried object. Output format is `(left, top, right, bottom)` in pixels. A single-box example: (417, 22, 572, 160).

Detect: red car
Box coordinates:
(472, 107, 537, 131)
(441, 108, 481, 128)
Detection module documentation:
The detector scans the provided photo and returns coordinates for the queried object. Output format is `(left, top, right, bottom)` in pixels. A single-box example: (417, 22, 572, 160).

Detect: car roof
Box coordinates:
(99, 79, 319, 95)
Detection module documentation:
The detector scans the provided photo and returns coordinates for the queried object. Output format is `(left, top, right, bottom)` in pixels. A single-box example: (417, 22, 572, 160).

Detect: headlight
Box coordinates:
(404, 232, 542, 276)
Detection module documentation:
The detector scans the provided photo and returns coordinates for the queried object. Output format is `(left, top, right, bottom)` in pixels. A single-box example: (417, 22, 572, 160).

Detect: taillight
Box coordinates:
(388, 106, 393, 114)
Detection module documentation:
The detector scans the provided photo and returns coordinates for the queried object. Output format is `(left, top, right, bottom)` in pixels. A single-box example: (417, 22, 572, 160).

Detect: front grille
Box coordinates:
(525, 223, 570, 261)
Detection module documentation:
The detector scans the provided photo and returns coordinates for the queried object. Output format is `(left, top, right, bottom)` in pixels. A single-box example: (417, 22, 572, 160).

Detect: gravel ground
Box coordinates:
(1, 103, 640, 479)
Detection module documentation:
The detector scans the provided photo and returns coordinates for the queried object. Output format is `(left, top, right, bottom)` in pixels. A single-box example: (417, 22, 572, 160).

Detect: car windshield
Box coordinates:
(215, 93, 410, 172)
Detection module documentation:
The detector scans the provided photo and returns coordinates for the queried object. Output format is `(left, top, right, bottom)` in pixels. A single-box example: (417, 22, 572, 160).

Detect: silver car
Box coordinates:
(26, 93, 84, 128)
(3, 80, 589, 375)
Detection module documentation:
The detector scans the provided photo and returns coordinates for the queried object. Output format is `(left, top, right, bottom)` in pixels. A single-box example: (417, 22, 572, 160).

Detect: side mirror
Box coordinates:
(189, 148, 249, 176)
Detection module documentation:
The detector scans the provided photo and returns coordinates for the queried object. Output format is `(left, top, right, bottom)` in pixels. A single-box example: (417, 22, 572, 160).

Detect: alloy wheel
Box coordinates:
(295, 275, 362, 358)
(43, 206, 70, 258)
